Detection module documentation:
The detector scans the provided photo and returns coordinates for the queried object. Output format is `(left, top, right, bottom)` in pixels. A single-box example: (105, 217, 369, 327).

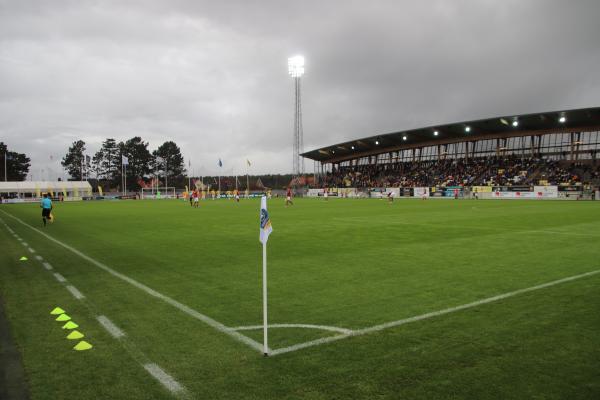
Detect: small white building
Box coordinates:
(0, 181, 93, 202)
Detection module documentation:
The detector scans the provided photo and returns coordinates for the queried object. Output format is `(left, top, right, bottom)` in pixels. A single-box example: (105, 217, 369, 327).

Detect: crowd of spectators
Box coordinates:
(320, 156, 600, 188)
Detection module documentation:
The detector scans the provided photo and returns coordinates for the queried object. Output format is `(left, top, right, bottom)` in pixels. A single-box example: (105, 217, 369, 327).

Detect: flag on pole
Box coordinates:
(246, 159, 251, 167)
(122, 155, 129, 165)
(218, 159, 223, 167)
(259, 196, 272, 244)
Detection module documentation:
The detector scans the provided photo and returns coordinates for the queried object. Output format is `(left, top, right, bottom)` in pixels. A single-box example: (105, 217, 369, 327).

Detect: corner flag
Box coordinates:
(259, 196, 272, 244)
(259, 195, 272, 355)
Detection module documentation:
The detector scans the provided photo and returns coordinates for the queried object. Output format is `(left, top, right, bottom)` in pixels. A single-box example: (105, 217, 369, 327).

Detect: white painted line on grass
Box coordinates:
(66, 285, 85, 300)
(143, 363, 186, 395)
(42, 262, 53, 271)
(53, 272, 67, 283)
(232, 323, 353, 335)
(21, 242, 28, 247)
(97, 315, 125, 338)
(525, 230, 600, 238)
(0, 209, 264, 354)
(34, 255, 43, 261)
(270, 334, 350, 356)
(270, 268, 600, 356)
(27, 247, 36, 253)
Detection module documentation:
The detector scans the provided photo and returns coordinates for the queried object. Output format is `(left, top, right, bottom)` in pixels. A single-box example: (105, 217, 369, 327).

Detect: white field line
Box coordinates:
(34, 255, 43, 261)
(270, 268, 600, 356)
(0, 209, 263, 354)
(53, 272, 67, 283)
(27, 247, 35, 253)
(2, 218, 192, 397)
(232, 323, 353, 335)
(66, 285, 85, 300)
(143, 363, 186, 396)
(526, 230, 600, 238)
(21, 242, 28, 247)
(97, 315, 126, 338)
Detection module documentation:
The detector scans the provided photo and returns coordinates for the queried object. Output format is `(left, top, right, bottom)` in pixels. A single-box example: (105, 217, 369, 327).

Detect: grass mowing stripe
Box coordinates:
(97, 315, 125, 338)
(66, 285, 85, 300)
(270, 268, 600, 356)
(143, 363, 186, 396)
(0, 209, 264, 354)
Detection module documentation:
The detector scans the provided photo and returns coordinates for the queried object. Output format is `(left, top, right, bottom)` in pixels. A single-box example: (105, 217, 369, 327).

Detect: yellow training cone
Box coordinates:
(50, 307, 65, 315)
(55, 314, 71, 322)
(66, 331, 84, 340)
(19, 256, 28, 261)
(73, 341, 93, 351)
(62, 321, 79, 330)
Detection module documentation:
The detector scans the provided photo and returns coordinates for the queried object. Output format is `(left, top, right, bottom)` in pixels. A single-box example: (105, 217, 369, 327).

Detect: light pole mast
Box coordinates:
(288, 55, 305, 182)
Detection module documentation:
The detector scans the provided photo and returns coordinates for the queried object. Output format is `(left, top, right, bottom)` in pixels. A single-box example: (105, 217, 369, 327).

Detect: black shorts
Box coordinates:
(42, 208, 51, 217)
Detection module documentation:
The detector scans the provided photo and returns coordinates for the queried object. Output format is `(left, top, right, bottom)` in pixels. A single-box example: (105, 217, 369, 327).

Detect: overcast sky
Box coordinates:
(1, 0, 599, 179)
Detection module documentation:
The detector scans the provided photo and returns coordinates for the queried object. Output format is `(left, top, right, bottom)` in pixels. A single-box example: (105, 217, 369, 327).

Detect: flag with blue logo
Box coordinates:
(259, 196, 272, 244)
(218, 159, 223, 167)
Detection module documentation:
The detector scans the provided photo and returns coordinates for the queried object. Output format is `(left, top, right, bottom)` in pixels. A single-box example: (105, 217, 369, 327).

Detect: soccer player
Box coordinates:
(234, 189, 240, 203)
(323, 188, 328, 201)
(189, 190, 193, 207)
(285, 187, 294, 207)
(192, 189, 200, 208)
(40, 193, 53, 226)
(387, 191, 394, 203)
(421, 188, 428, 200)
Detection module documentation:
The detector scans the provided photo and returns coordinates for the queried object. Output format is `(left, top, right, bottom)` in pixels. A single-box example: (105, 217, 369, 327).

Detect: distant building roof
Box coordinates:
(0, 181, 92, 192)
(301, 107, 600, 163)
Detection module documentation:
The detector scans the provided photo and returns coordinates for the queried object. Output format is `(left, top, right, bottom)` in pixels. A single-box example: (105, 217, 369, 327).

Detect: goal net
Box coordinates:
(141, 187, 176, 199)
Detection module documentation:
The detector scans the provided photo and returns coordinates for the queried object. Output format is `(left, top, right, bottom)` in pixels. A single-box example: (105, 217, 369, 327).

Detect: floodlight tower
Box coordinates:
(288, 55, 305, 179)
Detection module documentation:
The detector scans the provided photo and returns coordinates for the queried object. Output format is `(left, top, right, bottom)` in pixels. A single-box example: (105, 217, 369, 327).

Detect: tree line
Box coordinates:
(0, 142, 31, 181)
(61, 138, 186, 191)
(2, 139, 301, 190)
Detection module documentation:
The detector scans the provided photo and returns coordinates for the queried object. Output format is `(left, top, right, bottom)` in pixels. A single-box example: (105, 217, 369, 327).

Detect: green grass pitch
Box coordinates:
(1, 198, 599, 399)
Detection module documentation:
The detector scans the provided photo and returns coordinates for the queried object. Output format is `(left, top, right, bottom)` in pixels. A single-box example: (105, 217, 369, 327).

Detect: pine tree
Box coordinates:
(0, 142, 31, 181)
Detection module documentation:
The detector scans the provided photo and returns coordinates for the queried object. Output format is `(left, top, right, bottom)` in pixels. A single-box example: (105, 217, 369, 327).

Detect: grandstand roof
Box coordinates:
(302, 107, 600, 163)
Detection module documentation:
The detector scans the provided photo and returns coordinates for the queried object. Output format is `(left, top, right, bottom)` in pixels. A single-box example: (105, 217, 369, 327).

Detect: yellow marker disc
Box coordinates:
(73, 341, 93, 351)
(55, 314, 71, 322)
(62, 321, 79, 330)
(66, 331, 84, 340)
(50, 307, 65, 315)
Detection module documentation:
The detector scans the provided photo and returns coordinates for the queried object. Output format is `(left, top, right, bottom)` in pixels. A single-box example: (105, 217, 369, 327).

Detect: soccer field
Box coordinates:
(1, 198, 599, 399)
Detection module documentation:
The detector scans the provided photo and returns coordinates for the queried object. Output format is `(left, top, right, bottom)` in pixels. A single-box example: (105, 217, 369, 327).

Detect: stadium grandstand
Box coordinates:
(302, 107, 600, 199)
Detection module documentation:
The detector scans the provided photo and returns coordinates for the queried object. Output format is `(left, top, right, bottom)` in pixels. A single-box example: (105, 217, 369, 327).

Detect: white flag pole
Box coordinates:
(262, 240, 268, 356)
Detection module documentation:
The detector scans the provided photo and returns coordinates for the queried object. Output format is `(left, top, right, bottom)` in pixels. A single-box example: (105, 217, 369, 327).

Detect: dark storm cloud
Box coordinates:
(1, 0, 599, 178)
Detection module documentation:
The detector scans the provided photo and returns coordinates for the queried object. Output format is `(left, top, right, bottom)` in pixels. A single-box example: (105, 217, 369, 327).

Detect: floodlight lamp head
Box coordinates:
(288, 55, 305, 77)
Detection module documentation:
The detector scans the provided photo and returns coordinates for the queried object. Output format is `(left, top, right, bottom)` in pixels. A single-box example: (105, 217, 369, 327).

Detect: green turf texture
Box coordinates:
(1, 198, 599, 399)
